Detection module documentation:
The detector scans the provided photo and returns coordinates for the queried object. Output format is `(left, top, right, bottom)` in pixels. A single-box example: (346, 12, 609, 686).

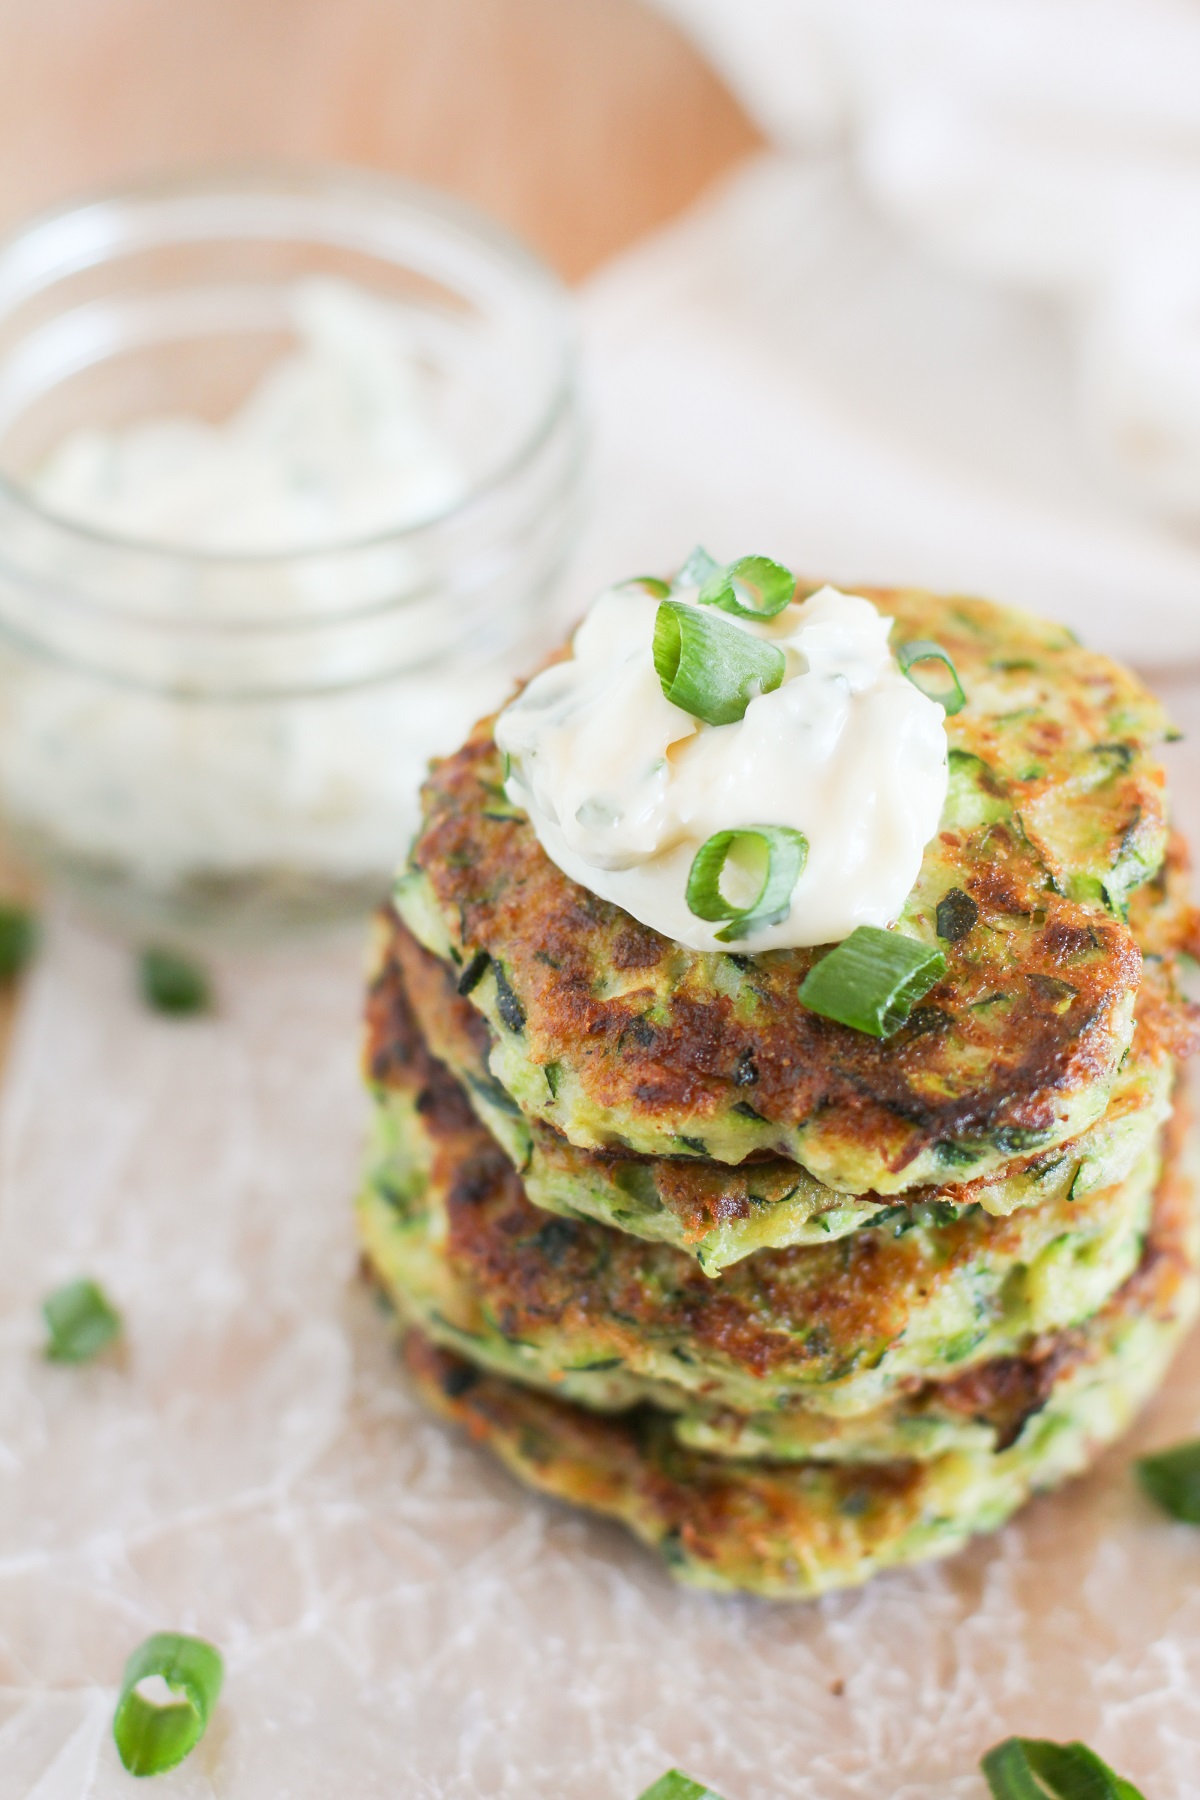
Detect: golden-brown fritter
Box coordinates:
(399, 587, 1174, 1192)
(370, 911, 1183, 1273)
(359, 955, 1171, 1417)
(399, 1098, 1199, 1597)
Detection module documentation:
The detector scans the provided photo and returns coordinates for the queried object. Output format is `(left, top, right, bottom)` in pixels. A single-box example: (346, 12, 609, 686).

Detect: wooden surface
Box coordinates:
(0, 0, 757, 1050)
(0, 0, 759, 280)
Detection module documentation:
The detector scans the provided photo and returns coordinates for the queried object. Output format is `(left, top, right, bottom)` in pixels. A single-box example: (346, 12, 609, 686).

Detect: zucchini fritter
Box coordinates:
(400, 1108, 1199, 1598)
(401, 588, 1172, 1193)
(368, 911, 1183, 1276)
(359, 960, 1171, 1418)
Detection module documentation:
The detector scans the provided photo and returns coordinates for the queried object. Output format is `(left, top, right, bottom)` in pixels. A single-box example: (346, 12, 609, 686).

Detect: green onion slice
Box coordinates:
(637, 1771, 728, 1800)
(981, 1736, 1144, 1800)
(654, 601, 786, 726)
(935, 887, 978, 942)
(623, 574, 672, 597)
(139, 947, 211, 1016)
(798, 925, 947, 1037)
(43, 1278, 121, 1363)
(698, 554, 796, 621)
(113, 1633, 224, 1777)
(686, 826, 808, 942)
(1136, 1438, 1200, 1522)
(675, 545, 721, 590)
(897, 640, 967, 715)
(0, 903, 36, 980)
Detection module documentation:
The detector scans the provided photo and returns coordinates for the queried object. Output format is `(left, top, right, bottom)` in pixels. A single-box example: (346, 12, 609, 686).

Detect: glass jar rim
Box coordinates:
(0, 160, 579, 568)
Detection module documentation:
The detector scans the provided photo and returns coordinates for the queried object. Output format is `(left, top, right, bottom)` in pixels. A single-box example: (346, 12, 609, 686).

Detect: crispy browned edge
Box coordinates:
(368, 899, 1198, 1234)
(398, 1090, 1193, 1562)
(409, 728, 1150, 1173)
(362, 925, 1193, 1416)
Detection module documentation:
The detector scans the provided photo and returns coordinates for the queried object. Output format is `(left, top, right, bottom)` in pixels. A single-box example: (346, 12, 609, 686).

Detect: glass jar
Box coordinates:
(0, 167, 583, 941)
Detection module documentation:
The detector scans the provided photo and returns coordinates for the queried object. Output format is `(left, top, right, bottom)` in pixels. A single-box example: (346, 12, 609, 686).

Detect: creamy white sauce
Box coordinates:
(496, 582, 949, 951)
(34, 278, 463, 552)
(0, 279, 499, 890)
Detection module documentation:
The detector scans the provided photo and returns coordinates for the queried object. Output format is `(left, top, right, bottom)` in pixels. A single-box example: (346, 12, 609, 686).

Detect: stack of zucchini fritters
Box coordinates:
(359, 584, 1200, 1599)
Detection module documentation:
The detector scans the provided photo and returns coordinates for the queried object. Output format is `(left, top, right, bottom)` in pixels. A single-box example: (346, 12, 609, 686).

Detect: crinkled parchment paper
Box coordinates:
(6, 154, 1200, 1799)
(2, 908, 1200, 1800)
(3, 911, 1200, 1800)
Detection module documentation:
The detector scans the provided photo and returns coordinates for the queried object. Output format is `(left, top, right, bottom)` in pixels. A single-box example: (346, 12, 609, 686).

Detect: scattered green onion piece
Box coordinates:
(686, 826, 808, 942)
(935, 887, 978, 942)
(637, 1771, 728, 1800)
(798, 925, 947, 1037)
(897, 640, 967, 715)
(698, 554, 796, 621)
(0, 902, 37, 980)
(675, 545, 721, 589)
(139, 947, 211, 1016)
(1136, 1438, 1200, 1522)
(624, 574, 672, 598)
(113, 1632, 224, 1777)
(981, 1736, 1144, 1800)
(653, 601, 785, 726)
(43, 1278, 121, 1363)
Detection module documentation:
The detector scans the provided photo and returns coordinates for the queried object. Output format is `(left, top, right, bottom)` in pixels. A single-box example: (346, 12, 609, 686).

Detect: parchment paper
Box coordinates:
(6, 152, 1200, 1798)
(3, 908, 1200, 1800)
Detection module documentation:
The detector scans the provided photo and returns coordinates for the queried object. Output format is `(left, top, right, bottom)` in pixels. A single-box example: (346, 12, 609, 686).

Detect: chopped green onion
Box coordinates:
(653, 601, 785, 726)
(0, 903, 37, 980)
(1136, 1438, 1200, 1522)
(139, 947, 210, 1016)
(623, 574, 672, 597)
(935, 888, 978, 941)
(897, 640, 967, 715)
(981, 1736, 1144, 1800)
(686, 826, 808, 942)
(457, 948, 491, 997)
(113, 1632, 224, 1777)
(798, 925, 946, 1037)
(675, 545, 721, 589)
(491, 960, 526, 1032)
(637, 1772, 728, 1800)
(43, 1278, 121, 1363)
(698, 554, 796, 621)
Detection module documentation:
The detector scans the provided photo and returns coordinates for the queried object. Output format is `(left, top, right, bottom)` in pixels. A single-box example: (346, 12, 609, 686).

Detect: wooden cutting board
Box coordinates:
(0, 0, 758, 280)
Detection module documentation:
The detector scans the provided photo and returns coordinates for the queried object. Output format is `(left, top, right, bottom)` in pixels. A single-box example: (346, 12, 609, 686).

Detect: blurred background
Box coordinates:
(0, 0, 757, 280)
(0, 0, 1198, 961)
(0, 0, 756, 958)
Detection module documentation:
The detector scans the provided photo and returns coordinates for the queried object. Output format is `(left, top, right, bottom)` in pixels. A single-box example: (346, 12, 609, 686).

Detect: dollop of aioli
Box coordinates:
(496, 582, 949, 951)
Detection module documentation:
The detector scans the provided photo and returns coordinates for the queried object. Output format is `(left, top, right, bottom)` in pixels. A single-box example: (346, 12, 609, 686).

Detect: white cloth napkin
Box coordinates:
(567, 150, 1200, 669)
(650, 0, 1200, 528)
